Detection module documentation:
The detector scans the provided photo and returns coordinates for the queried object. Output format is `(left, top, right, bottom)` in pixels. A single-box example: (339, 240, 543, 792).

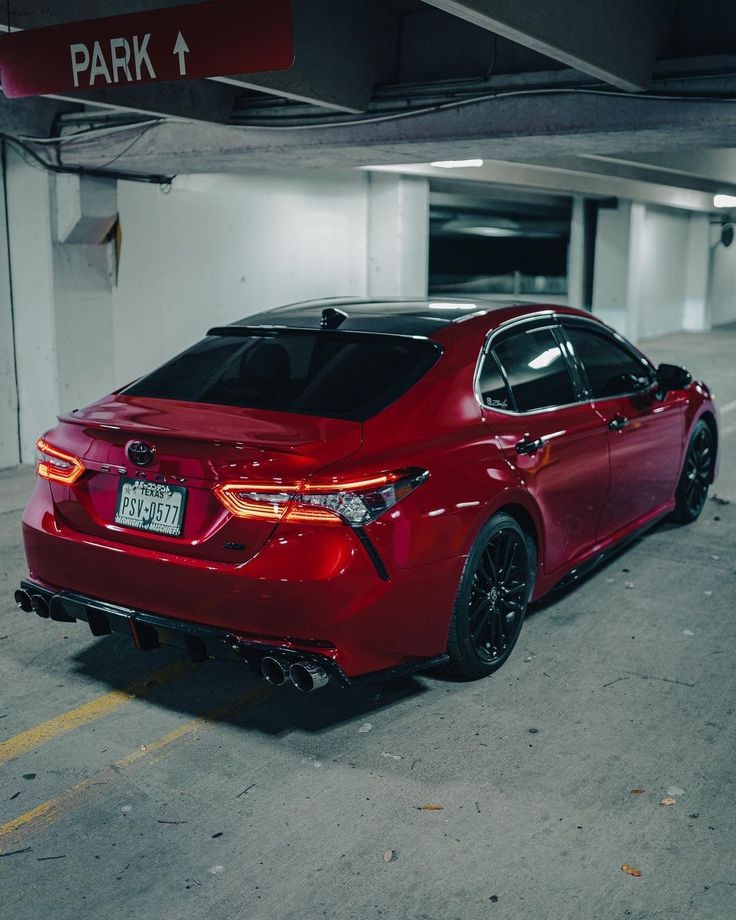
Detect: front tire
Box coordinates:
(447, 513, 536, 680)
(672, 420, 715, 523)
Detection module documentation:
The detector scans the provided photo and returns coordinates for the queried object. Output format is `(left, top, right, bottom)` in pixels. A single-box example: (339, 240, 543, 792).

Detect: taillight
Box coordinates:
(213, 469, 428, 526)
(36, 438, 85, 485)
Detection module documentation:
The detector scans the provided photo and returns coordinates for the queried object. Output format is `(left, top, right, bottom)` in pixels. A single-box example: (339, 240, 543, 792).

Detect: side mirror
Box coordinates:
(656, 363, 692, 393)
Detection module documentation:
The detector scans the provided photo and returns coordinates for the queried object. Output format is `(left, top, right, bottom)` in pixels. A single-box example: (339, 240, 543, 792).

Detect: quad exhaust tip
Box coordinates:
(289, 661, 329, 693)
(260, 655, 291, 687)
(14, 589, 33, 612)
(30, 594, 50, 618)
(260, 655, 330, 691)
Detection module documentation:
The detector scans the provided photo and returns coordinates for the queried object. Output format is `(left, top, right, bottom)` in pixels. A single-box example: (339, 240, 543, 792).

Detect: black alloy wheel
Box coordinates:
(447, 513, 535, 679)
(673, 420, 715, 523)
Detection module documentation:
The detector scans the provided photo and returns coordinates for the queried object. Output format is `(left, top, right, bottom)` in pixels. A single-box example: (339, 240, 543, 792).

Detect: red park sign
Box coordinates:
(0, 0, 294, 99)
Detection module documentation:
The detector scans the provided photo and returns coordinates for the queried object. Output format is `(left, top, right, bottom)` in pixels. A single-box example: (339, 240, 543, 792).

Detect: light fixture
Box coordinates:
(430, 159, 484, 169)
(455, 226, 521, 238)
(429, 302, 478, 310)
(528, 348, 560, 370)
(713, 194, 736, 208)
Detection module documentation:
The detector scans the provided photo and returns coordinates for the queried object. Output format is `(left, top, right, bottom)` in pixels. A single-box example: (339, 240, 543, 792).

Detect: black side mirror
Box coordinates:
(656, 363, 692, 393)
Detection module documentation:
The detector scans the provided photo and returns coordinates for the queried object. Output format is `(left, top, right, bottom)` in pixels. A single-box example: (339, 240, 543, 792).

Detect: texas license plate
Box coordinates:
(114, 478, 187, 537)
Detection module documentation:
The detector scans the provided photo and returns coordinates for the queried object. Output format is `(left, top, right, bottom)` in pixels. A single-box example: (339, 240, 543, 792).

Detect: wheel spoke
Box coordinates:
(466, 527, 529, 663)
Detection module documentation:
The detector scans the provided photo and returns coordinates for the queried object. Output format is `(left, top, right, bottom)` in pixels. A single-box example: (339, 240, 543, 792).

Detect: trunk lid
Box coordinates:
(45, 394, 362, 562)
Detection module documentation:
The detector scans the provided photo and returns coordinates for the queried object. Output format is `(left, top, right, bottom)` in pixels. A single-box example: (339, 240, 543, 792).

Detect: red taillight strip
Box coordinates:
(212, 482, 298, 522)
(302, 473, 398, 493)
(212, 469, 426, 525)
(36, 438, 86, 485)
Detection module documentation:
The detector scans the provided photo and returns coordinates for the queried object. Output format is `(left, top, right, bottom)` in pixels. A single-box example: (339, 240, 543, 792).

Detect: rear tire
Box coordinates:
(672, 420, 715, 524)
(447, 513, 536, 680)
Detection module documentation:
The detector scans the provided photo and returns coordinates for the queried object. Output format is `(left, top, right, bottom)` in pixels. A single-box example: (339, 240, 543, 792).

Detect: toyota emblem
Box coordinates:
(127, 441, 155, 467)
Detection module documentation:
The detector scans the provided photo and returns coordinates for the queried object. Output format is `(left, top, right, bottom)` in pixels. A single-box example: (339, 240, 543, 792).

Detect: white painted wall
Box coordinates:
(0, 165, 432, 466)
(593, 201, 717, 341)
(0, 149, 19, 468)
(112, 171, 371, 384)
(4, 148, 59, 462)
(708, 224, 736, 327)
(592, 202, 632, 335)
(632, 205, 691, 341)
(367, 172, 428, 297)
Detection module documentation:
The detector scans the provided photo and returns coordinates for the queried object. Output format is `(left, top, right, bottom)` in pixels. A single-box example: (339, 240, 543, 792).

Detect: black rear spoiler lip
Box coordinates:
(205, 325, 440, 347)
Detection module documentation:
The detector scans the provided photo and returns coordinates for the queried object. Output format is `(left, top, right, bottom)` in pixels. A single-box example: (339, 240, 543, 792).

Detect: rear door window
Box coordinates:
(123, 331, 440, 421)
(487, 327, 577, 412)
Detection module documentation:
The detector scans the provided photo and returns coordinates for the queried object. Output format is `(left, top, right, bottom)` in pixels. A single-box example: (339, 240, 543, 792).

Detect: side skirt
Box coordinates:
(545, 508, 672, 597)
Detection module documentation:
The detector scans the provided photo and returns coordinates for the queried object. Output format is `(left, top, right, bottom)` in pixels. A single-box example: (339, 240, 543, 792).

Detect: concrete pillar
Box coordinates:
(0, 146, 20, 468)
(592, 200, 633, 336)
(567, 195, 586, 308)
(367, 172, 429, 298)
(682, 213, 711, 331)
(3, 154, 117, 464)
(624, 201, 648, 342)
(4, 147, 59, 463)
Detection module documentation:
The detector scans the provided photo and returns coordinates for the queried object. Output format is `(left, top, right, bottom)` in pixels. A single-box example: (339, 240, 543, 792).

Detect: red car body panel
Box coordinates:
(19, 300, 719, 682)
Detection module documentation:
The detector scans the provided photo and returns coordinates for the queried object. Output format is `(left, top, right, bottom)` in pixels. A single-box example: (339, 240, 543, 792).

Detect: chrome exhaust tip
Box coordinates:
(30, 594, 50, 618)
(260, 655, 291, 687)
(14, 589, 33, 612)
(289, 661, 330, 693)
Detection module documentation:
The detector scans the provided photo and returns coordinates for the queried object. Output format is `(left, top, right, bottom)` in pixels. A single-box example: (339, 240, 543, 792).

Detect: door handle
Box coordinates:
(516, 437, 544, 455)
(608, 415, 629, 431)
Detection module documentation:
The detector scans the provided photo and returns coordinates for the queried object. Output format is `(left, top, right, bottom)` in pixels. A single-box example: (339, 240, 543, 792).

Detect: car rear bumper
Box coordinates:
(15, 579, 450, 686)
(21, 482, 462, 679)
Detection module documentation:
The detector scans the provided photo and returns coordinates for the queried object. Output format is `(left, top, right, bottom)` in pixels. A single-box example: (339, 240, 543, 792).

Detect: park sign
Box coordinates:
(0, 0, 294, 98)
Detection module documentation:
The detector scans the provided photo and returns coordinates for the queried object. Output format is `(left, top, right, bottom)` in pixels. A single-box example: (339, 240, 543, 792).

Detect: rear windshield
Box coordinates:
(122, 331, 441, 421)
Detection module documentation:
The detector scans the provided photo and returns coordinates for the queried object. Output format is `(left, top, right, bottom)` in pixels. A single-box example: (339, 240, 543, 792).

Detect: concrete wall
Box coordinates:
(112, 171, 372, 383)
(591, 200, 728, 342)
(0, 149, 19, 469)
(0, 163, 430, 465)
(634, 205, 692, 340)
(708, 223, 736, 328)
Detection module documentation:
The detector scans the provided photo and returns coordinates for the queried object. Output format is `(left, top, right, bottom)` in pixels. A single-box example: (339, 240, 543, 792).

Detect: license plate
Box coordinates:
(114, 478, 187, 537)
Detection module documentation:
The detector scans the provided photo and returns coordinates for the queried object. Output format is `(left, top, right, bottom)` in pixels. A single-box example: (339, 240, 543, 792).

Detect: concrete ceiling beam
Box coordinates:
(50, 90, 736, 178)
(420, 0, 675, 91)
(47, 81, 246, 125)
(214, 0, 397, 113)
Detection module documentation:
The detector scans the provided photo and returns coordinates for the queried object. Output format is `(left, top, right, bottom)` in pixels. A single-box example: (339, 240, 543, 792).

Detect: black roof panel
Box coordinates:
(231, 297, 519, 337)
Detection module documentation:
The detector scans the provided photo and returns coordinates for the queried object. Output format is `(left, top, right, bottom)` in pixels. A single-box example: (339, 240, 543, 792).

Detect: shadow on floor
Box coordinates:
(66, 630, 435, 739)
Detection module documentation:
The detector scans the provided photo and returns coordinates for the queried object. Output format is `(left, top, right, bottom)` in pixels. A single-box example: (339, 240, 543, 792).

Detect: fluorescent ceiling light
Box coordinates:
(430, 159, 484, 169)
(714, 194, 736, 208)
(528, 348, 561, 370)
(455, 226, 521, 237)
(429, 302, 478, 310)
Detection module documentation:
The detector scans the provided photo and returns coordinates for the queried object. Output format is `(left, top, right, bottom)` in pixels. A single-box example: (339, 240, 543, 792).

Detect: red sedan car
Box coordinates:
(16, 299, 718, 690)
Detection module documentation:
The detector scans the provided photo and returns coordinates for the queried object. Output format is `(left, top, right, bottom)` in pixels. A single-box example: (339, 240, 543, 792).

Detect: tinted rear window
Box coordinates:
(123, 331, 440, 421)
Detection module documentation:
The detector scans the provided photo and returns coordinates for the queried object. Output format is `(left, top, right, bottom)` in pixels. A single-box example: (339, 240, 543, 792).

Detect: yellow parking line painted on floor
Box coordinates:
(0, 683, 272, 854)
(0, 660, 194, 767)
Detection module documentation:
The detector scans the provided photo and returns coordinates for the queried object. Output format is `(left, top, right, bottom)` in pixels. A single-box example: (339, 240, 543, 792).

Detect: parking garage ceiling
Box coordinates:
(2, 0, 736, 200)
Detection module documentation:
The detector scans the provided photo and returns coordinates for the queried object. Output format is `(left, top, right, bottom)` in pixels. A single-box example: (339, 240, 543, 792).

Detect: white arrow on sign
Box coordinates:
(173, 30, 190, 76)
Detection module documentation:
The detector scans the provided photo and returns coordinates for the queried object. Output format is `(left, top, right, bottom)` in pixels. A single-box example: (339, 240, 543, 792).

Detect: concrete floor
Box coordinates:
(1, 326, 735, 920)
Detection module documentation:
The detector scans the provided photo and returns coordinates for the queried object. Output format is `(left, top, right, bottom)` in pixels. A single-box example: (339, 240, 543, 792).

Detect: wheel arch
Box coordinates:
(698, 410, 719, 482)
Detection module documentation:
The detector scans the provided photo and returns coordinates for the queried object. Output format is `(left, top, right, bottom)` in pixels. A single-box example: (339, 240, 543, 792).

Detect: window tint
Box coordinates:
(564, 326, 654, 399)
(478, 354, 512, 410)
(124, 331, 440, 421)
(493, 328, 576, 412)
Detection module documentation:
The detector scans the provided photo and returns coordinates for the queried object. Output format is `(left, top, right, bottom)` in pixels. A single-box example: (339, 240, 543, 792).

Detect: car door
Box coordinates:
(478, 320, 610, 575)
(559, 320, 686, 539)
